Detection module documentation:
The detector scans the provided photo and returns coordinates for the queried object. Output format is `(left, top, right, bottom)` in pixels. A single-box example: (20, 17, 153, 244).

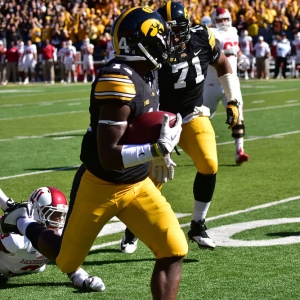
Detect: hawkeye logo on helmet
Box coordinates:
(142, 7, 154, 13)
(141, 19, 164, 37)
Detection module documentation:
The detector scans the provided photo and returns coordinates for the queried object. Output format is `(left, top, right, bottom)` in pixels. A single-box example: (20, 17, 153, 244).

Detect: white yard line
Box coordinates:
(90, 195, 300, 250)
(1, 129, 299, 181)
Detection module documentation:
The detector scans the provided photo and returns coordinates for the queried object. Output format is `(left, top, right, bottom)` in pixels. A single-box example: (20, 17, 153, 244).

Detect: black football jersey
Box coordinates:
(158, 25, 220, 118)
(80, 59, 160, 184)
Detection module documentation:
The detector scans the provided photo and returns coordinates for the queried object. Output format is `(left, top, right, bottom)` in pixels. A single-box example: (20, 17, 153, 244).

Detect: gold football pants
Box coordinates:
(56, 166, 188, 273)
(179, 116, 218, 174)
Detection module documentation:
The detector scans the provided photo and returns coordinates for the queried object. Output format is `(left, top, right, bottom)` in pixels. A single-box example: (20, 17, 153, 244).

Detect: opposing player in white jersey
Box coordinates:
(292, 33, 300, 78)
(23, 40, 37, 84)
(239, 30, 254, 79)
(105, 34, 114, 62)
(81, 38, 95, 83)
(0, 187, 105, 291)
(203, 8, 249, 165)
(17, 41, 24, 84)
(64, 40, 77, 83)
(57, 41, 67, 83)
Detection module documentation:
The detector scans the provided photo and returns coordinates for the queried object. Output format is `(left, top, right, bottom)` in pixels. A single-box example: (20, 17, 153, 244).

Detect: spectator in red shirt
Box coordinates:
(4, 41, 18, 84)
(40, 39, 57, 84)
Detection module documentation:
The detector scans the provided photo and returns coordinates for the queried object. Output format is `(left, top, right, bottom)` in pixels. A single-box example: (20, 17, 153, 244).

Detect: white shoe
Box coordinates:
(50, 81, 54, 84)
(120, 228, 138, 253)
(83, 79, 87, 83)
(188, 219, 216, 250)
(23, 78, 29, 85)
(60, 79, 65, 83)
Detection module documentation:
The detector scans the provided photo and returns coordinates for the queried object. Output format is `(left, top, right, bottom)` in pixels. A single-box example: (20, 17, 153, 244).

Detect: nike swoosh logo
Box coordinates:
(194, 50, 201, 55)
(139, 153, 145, 156)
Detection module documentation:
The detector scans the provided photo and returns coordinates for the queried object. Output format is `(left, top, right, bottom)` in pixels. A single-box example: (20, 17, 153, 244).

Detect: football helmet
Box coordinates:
(112, 6, 171, 69)
(28, 187, 68, 229)
(241, 29, 248, 37)
(295, 32, 300, 41)
(211, 8, 232, 31)
(66, 40, 72, 47)
(157, 1, 190, 50)
(84, 38, 90, 45)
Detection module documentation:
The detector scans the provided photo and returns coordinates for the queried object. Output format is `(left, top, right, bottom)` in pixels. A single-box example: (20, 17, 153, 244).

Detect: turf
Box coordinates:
(0, 79, 299, 299)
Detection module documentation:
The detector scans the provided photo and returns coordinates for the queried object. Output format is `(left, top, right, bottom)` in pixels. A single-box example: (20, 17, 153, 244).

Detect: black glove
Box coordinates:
(226, 101, 239, 129)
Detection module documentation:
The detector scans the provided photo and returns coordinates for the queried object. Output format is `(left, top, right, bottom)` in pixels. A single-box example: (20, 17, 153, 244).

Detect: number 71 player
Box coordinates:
(121, 1, 243, 253)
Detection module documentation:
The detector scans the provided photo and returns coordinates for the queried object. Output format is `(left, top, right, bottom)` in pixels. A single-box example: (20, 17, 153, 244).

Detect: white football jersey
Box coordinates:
(206, 26, 240, 82)
(239, 36, 252, 56)
(23, 44, 37, 62)
(81, 43, 94, 61)
(106, 40, 114, 61)
(17, 47, 24, 63)
(0, 233, 48, 276)
(58, 47, 67, 63)
(64, 46, 77, 64)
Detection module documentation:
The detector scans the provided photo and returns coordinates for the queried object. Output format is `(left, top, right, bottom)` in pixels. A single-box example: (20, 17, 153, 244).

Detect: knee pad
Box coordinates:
(231, 122, 245, 138)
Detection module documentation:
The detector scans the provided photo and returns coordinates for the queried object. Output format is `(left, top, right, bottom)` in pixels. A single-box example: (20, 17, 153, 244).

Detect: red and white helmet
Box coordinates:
(28, 187, 68, 229)
(295, 32, 300, 41)
(211, 8, 232, 31)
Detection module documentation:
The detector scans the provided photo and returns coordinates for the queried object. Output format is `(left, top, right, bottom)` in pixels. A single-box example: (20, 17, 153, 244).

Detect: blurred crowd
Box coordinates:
(0, 0, 299, 83)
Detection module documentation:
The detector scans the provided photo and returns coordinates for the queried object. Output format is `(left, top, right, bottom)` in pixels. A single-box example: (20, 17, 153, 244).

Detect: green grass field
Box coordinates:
(0, 79, 300, 299)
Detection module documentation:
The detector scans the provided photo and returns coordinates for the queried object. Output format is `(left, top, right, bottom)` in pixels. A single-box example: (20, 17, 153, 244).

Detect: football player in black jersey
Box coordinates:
(0, 7, 188, 299)
(121, 1, 240, 252)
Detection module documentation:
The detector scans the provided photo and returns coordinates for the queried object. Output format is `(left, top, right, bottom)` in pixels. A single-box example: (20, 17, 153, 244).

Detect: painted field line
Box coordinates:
(1, 130, 299, 181)
(214, 102, 300, 116)
(2, 101, 300, 122)
(0, 129, 85, 143)
(0, 98, 88, 108)
(90, 195, 300, 251)
(0, 110, 86, 121)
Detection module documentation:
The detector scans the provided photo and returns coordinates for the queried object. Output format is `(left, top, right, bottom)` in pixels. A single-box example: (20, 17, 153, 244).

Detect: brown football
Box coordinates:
(121, 111, 177, 144)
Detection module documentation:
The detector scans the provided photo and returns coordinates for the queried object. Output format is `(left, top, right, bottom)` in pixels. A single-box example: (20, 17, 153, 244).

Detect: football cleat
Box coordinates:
(0, 202, 33, 234)
(188, 219, 216, 250)
(120, 228, 138, 254)
(235, 148, 249, 165)
(83, 276, 105, 292)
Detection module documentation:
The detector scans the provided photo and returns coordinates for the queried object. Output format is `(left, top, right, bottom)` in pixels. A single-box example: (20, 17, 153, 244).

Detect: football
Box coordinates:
(121, 111, 177, 144)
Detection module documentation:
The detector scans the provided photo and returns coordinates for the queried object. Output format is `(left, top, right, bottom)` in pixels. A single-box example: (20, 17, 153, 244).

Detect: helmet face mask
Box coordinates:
(295, 32, 300, 41)
(28, 187, 68, 229)
(157, 2, 190, 52)
(211, 8, 232, 31)
(112, 6, 172, 69)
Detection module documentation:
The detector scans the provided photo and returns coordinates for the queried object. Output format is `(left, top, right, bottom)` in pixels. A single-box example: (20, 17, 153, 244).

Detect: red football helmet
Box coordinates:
(28, 187, 68, 229)
(211, 8, 232, 31)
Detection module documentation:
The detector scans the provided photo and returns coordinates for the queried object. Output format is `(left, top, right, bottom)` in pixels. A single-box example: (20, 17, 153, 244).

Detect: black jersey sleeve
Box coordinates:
(204, 26, 221, 64)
